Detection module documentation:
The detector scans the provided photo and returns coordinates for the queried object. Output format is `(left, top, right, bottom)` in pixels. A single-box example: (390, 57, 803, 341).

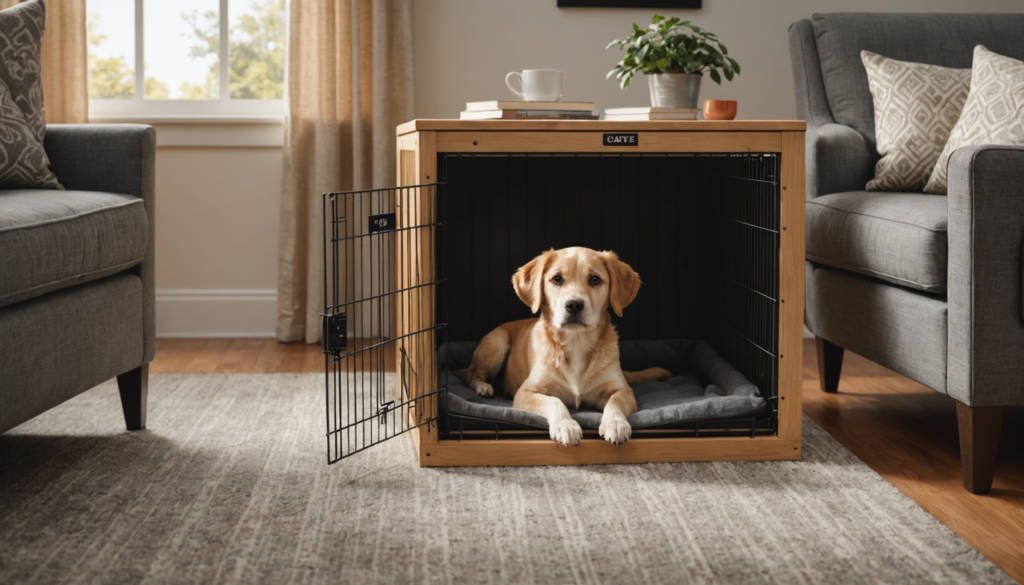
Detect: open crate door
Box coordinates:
(322, 183, 446, 463)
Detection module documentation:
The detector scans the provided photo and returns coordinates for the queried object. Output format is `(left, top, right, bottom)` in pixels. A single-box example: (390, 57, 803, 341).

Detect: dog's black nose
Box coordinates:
(565, 300, 584, 315)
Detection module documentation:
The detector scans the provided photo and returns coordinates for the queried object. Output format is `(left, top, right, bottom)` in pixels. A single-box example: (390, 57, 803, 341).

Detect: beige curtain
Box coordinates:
(40, 0, 87, 123)
(0, 0, 88, 124)
(277, 0, 414, 343)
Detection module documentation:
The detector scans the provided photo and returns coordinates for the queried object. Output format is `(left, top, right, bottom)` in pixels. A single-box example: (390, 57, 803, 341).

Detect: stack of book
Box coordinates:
(603, 107, 698, 121)
(460, 100, 597, 120)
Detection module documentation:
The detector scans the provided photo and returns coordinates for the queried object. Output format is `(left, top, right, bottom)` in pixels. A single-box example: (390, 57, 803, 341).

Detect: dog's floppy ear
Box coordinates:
(602, 251, 641, 317)
(513, 250, 551, 314)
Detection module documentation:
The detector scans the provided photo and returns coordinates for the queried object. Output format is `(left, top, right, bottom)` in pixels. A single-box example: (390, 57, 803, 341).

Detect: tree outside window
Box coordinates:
(88, 0, 286, 103)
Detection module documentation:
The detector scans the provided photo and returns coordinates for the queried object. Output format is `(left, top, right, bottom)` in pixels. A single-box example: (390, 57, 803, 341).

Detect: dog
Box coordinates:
(462, 247, 671, 447)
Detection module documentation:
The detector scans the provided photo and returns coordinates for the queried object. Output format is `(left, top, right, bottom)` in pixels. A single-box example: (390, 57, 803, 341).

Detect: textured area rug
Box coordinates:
(0, 374, 1011, 585)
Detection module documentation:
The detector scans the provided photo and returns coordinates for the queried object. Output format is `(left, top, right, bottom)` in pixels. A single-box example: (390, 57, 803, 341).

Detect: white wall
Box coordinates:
(412, 0, 1024, 344)
(153, 124, 283, 338)
(414, 0, 1024, 120)
(156, 0, 1024, 337)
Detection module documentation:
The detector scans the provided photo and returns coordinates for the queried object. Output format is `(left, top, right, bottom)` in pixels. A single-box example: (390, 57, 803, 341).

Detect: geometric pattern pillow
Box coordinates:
(861, 51, 971, 192)
(924, 46, 1024, 194)
(0, 0, 60, 189)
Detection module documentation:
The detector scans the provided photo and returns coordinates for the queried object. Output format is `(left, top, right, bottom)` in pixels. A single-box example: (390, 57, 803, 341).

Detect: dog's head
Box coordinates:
(512, 247, 641, 331)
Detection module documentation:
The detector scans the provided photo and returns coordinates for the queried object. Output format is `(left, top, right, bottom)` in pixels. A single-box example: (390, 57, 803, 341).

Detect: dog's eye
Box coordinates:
(589, 275, 602, 286)
(551, 275, 563, 285)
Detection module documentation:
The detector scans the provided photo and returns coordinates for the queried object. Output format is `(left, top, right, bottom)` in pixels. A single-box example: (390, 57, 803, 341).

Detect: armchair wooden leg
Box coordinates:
(956, 402, 1003, 494)
(116, 364, 148, 431)
(815, 336, 844, 393)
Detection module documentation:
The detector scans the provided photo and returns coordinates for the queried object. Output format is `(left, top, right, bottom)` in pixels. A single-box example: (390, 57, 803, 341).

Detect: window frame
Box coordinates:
(88, 0, 285, 120)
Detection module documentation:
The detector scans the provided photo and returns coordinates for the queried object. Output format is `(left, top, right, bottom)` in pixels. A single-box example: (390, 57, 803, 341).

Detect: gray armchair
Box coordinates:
(789, 13, 1024, 493)
(0, 124, 156, 434)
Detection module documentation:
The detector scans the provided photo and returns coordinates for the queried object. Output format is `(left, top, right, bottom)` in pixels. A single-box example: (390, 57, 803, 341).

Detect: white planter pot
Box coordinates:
(647, 73, 702, 109)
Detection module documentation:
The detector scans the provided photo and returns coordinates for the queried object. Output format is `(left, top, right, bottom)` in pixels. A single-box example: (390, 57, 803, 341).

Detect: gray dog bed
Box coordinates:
(437, 340, 766, 430)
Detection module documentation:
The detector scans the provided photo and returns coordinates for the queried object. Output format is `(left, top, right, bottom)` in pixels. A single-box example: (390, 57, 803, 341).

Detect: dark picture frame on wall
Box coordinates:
(557, 0, 701, 7)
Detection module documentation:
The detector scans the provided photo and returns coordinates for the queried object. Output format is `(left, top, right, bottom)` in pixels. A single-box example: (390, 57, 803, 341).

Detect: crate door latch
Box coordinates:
(322, 312, 347, 356)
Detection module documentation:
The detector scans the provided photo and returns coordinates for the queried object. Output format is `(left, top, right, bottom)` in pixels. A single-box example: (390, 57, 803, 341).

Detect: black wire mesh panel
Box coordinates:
(696, 154, 780, 425)
(322, 183, 447, 463)
(436, 153, 779, 434)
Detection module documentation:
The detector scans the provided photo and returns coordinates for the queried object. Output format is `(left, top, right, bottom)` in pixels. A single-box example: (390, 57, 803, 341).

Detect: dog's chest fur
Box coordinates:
(510, 317, 621, 409)
(561, 335, 590, 407)
(552, 330, 611, 409)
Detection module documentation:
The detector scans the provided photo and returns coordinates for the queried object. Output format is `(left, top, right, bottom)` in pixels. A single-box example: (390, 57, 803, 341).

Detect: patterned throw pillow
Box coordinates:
(0, 79, 59, 188)
(861, 51, 970, 192)
(925, 46, 1024, 194)
(0, 0, 60, 189)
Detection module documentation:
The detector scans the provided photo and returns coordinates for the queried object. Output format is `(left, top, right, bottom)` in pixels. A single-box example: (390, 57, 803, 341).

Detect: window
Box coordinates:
(88, 0, 286, 119)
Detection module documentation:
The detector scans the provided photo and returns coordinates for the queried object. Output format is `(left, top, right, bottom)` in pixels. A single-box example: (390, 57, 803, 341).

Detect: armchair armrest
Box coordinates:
(44, 124, 157, 364)
(946, 145, 1024, 407)
(805, 123, 877, 199)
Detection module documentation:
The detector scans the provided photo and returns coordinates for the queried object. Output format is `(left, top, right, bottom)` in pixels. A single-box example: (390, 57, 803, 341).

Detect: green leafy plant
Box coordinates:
(607, 14, 740, 89)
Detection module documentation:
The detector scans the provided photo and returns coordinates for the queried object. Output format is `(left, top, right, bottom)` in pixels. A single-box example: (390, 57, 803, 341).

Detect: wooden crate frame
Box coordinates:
(395, 120, 806, 467)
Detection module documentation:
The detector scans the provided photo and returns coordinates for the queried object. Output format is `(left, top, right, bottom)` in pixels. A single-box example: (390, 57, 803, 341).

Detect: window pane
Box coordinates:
(144, 0, 220, 100)
(229, 0, 286, 99)
(87, 0, 135, 99)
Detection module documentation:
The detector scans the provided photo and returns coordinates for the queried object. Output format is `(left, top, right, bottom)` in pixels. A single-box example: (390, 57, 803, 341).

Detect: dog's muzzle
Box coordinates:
(565, 300, 584, 315)
(561, 299, 587, 327)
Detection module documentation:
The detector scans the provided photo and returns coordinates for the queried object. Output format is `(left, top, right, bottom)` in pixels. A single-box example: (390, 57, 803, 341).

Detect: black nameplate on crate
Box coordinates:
(603, 133, 638, 146)
(368, 213, 396, 233)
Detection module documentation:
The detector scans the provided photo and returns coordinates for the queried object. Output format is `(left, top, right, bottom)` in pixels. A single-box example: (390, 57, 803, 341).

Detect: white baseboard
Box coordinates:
(155, 288, 815, 341)
(155, 288, 277, 338)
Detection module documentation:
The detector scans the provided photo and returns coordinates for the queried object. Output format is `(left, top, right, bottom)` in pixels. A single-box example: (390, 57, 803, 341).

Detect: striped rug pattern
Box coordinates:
(0, 374, 1011, 584)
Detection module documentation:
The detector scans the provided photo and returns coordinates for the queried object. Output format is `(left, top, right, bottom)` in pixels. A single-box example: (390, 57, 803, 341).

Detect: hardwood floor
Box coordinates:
(151, 338, 394, 374)
(799, 341, 1024, 583)
(151, 337, 1024, 582)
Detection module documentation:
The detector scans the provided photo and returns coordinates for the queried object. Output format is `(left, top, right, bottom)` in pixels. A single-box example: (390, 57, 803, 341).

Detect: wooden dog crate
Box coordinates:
(323, 119, 805, 467)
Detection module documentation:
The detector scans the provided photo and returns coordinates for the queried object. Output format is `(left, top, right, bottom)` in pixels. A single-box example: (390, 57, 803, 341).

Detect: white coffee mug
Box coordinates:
(505, 69, 564, 102)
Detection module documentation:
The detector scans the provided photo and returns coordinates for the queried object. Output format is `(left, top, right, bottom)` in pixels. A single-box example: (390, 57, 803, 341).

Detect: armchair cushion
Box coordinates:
(806, 191, 947, 293)
(0, 189, 148, 308)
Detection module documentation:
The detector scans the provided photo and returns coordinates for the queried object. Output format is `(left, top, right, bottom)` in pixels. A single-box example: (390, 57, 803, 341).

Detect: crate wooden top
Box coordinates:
(397, 119, 805, 135)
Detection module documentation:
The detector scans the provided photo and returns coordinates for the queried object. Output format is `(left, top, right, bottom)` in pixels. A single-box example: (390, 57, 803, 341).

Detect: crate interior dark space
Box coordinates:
(435, 152, 781, 439)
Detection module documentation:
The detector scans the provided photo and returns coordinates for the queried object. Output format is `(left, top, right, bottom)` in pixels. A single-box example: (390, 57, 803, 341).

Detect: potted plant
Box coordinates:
(607, 15, 740, 109)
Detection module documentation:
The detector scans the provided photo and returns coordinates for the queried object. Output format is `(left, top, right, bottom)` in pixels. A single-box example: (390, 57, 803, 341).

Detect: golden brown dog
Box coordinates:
(462, 247, 670, 447)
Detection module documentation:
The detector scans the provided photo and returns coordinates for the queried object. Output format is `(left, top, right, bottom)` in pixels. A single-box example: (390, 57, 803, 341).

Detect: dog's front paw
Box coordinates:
(599, 418, 631, 445)
(470, 380, 494, 398)
(549, 419, 583, 447)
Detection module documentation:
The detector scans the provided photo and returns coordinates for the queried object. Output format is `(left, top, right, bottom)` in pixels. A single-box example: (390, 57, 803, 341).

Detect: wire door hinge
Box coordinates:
(322, 312, 347, 355)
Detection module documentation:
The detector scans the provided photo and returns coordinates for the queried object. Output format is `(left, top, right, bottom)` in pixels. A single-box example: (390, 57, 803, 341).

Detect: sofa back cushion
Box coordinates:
(812, 12, 1024, 149)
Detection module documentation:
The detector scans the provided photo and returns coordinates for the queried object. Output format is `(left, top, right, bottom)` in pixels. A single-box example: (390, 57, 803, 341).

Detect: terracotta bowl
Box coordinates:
(703, 100, 738, 121)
